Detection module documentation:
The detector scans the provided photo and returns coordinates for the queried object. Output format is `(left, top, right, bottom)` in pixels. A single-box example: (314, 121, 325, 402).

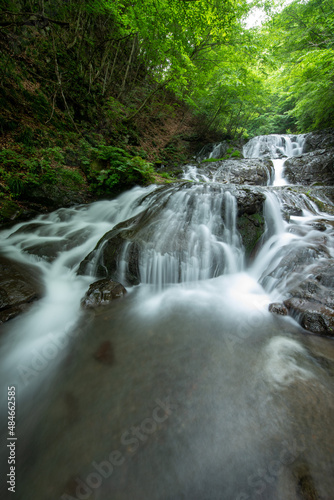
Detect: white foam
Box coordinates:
(263, 336, 314, 386)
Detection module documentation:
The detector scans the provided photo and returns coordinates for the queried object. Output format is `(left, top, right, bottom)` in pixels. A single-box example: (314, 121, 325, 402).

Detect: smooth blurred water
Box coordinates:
(1, 135, 334, 499)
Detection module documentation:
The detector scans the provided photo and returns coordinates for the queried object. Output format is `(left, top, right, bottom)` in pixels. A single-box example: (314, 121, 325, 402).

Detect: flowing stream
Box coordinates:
(1, 135, 334, 500)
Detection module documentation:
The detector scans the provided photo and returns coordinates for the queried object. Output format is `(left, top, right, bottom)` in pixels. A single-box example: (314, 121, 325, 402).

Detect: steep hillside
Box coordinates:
(0, 1, 225, 224)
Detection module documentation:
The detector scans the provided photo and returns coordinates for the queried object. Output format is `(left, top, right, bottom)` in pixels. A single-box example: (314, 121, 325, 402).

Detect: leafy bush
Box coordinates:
(89, 146, 155, 194)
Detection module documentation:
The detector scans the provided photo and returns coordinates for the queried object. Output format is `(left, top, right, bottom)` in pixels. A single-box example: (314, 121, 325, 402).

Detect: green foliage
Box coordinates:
(103, 98, 128, 122)
(250, 0, 334, 134)
(0, 0, 254, 140)
(0, 147, 70, 198)
(2, 0, 333, 182)
(201, 158, 225, 163)
(88, 146, 155, 194)
(159, 172, 173, 179)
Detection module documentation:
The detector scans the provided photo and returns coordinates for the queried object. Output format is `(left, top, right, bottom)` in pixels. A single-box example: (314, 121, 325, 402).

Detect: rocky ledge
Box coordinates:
(196, 158, 274, 185)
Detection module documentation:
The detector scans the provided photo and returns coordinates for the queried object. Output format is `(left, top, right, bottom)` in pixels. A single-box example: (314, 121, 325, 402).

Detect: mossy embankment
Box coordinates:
(0, 77, 216, 225)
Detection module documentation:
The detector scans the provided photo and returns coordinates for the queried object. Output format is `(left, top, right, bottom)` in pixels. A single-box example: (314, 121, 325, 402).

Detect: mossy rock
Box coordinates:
(237, 213, 265, 260)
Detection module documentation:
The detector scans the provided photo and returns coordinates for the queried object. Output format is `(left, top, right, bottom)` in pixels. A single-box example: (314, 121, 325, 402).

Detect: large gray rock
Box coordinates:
(261, 244, 330, 291)
(284, 149, 334, 186)
(199, 158, 274, 185)
(234, 186, 266, 259)
(0, 255, 44, 323)
(302, 128, 334, 153)
(233, 187, 266, 216)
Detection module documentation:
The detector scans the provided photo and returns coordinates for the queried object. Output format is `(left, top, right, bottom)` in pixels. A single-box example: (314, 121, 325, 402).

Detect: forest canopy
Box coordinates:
(0, 0, 333, 141)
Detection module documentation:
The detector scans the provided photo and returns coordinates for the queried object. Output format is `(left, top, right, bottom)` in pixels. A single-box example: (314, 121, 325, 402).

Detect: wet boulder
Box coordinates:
(284, 298, 334, 337)
(200, 158, 274, 185)
(77, 213, 142, 285)
(228, 187, 266, 259)
(269, 303, 288, 316)
(282, 203, 303, 217)
(237, 213, 265, 259)
(284, 149, 334, 186)
(0, 255, 44, 323)
(234, 188, 266, 216)
(81, 279, 127, 309)
(278, 259, 334, 336)
(260, 244, 330, 292)
(309, 259, 334, 288)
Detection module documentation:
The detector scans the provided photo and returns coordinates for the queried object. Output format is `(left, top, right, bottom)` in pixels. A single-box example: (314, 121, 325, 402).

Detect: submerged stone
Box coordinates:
(81, 279, 127, 309)
(94, 340, 114, 365)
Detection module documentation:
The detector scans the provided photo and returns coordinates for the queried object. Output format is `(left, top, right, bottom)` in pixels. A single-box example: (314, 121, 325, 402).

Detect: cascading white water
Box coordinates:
(123, 185, 244, 288)
(271, 158, 287, 186)
(0, 186, 156, 395)
(182, 165, 210, 182)
(243, 134, 306, 186)
(1, 134, 334, 500)
(243, 134, 305, 159)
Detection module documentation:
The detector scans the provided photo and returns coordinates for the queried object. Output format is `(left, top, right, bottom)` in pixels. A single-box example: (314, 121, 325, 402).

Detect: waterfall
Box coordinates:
(243, 134, 306, 186)
(243, 134, 305, 159)
(1, 134, 334, 500)
(121, 185, 244, 287)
